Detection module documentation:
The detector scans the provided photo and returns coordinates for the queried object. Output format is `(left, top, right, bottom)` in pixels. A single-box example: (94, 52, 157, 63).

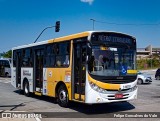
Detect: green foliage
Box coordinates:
(3, 50, 12, 58)
(137, 57, 160, 70)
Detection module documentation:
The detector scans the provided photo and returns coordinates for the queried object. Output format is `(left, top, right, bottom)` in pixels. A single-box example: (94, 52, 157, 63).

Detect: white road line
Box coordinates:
(35, 117, 42, 121)
(0, 81, 11, 83)
(4, 81, 11, 83)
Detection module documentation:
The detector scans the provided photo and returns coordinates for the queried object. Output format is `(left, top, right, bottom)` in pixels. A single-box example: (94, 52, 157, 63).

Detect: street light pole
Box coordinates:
(90, 19, 95, 30)
(34, 21, 60, 43)
(34, 26, 55, 43)
(151, 54, 153, 69)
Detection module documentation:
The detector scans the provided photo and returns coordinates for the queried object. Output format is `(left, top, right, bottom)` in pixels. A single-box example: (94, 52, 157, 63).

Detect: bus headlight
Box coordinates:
(89, 82, 107, 94)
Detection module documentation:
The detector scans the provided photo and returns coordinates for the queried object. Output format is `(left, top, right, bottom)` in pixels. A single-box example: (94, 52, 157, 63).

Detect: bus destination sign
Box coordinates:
(98, 35, 132, 44)
(91, 33, 133, 45)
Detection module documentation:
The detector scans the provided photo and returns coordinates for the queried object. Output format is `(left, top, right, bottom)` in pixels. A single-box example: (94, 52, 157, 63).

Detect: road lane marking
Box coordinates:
(0, 80, 11, 83)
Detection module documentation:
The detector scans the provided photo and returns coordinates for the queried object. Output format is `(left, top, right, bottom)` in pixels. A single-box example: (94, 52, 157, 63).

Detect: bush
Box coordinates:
(137, 58, 160, 70)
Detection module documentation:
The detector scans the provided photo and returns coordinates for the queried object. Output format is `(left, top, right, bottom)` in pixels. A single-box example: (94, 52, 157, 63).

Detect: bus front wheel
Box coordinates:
(58, 85, 69, 107)
(23, 80, 30, 97)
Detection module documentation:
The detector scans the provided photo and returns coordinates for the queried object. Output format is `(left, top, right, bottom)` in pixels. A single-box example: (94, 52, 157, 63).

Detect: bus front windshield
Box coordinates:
(88, 45, 136, 77)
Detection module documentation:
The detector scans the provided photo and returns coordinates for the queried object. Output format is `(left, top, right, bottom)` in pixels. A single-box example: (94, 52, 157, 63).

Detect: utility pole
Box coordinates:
(151, 54, 153, 69)
(90, 19, 95, 30)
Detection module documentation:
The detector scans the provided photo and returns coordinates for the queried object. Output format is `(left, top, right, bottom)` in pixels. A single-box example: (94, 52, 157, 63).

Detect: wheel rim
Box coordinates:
(25, 83, 28, 94)
(59, 90, 66, 103)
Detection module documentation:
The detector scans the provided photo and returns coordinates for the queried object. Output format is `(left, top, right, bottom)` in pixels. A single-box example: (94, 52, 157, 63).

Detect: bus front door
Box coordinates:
(73, 42, 86, 102)
(34, 49, 44, 93)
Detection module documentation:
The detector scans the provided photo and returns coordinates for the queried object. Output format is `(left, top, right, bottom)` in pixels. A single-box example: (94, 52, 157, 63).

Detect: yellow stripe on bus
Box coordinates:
(48, 32, 89, 43)
(88, 74, 120, 90)
(35, 92, 42, 96)
(127, 70, 137, 74)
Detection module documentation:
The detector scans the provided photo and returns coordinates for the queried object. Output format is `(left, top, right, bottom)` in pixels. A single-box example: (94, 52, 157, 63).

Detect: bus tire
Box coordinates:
(58, 85, 69, 107)
(23, 80, 30, 97)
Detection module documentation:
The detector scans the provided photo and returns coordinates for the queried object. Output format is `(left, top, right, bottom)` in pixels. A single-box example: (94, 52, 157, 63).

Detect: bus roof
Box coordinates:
(48, 31, 90, 43)
(12, 31, 135, 50)
(12, 31, 91, 50)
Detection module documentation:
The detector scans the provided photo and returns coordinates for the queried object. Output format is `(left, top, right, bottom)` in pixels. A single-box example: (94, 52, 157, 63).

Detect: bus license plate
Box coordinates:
(115, 94, 123, 99)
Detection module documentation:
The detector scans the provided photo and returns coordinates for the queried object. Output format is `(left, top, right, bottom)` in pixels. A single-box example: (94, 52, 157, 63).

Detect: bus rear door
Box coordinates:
(33, 49, 44, 93)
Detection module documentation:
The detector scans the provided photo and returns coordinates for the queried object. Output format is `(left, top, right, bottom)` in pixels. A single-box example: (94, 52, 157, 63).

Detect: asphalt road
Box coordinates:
(0, 70, 160, 121)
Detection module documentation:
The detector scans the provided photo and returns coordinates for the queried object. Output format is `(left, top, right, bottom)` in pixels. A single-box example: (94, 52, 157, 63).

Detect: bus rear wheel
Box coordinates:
(23, 80, 30, 97)
(58, 85, 69, 107)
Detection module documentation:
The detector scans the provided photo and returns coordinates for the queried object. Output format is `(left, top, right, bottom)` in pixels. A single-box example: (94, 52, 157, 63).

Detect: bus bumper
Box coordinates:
(85, 86, 138, 104)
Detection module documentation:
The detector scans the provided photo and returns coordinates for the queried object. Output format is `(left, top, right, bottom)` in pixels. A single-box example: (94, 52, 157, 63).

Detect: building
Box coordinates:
(137, 45, 160, 60)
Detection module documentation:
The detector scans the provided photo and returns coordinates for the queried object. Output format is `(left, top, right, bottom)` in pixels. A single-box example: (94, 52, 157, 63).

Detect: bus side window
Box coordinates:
(45, 45, 51, 67)
(29, 49, 33, 66)
(63, 43, 70, 66)
(45, 44, 57, 67)
(22, 48, 32, 67)
(55, 42, 70, 67)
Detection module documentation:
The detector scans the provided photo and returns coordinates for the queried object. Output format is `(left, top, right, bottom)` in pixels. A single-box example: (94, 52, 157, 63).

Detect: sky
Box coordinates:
(0, 0, 160, 53)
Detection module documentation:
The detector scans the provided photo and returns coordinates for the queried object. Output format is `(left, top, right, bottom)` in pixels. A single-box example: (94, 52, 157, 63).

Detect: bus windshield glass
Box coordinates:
(89, 32, 136, 76)
(89, 44, 136, 77)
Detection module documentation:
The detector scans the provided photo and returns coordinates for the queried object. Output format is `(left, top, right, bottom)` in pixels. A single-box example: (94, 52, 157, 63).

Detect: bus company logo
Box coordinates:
(23, 70, 31, 76)
(49, 71, 52, 77)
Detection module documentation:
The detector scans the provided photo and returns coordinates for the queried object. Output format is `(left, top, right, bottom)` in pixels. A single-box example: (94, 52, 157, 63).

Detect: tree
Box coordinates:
(3, 50, 12, 58)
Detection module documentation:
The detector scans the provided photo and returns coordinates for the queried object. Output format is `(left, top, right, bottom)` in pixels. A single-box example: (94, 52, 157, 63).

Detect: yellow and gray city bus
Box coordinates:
(11, 31, 138, 107)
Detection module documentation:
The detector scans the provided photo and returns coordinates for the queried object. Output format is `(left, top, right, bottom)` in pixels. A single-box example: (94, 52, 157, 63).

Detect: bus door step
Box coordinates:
(34, 91, 42, 96)
(36, 87, 42, 92)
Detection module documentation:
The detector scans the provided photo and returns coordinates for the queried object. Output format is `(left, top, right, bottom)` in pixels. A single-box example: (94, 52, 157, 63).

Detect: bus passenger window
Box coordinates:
(55, 42, 70, 67)
(63, 55, 69, 66)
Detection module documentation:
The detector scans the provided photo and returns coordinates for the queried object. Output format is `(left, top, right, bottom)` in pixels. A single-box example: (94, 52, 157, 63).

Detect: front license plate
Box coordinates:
(115, 93, 123, 99)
